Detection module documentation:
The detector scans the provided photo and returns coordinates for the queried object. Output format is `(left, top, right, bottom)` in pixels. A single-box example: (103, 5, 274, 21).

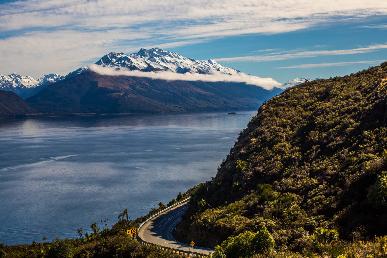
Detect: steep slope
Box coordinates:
(0, 90, 33, 116)
(175, 62, 387, 252)
(27, 70, 281, 114)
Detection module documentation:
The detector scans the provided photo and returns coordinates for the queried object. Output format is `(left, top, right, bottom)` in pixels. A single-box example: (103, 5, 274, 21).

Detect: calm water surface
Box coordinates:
(0, 111, 254, 244)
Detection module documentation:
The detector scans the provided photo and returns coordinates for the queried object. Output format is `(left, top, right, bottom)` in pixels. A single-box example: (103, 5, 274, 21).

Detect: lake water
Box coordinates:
(0, 111, 254, 245)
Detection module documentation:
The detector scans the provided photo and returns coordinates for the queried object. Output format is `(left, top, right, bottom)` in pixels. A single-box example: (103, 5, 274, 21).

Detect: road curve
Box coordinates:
(138, 201, 213, 256)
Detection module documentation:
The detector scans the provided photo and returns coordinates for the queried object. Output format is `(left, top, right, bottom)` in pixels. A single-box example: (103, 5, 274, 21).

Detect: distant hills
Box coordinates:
(175, 62, 387, 254)
(26, 69, 282, 114)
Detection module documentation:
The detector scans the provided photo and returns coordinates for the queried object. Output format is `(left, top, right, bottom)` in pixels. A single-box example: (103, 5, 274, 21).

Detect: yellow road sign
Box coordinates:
(126, 228, 137, 237)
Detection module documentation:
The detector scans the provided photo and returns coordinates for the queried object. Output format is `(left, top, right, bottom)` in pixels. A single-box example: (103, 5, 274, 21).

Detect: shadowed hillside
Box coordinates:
(0, 90, 33, 116)
(27, 70, 281, 114)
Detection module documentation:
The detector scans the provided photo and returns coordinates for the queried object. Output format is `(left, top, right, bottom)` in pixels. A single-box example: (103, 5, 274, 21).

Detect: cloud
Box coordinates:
(360, 24, 387, 29)
(215, 44, 387, 63)
(0, 29, 150, 77)
(278, 60, 385, 69)
(88, 64, 281, 90)
(1, 0, 387, 76)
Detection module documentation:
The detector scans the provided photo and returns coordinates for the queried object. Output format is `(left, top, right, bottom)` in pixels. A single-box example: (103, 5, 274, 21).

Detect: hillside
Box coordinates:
(175, 62, 387, 255)
(0, 90, 33, 116)
(27, 69, 281, 114)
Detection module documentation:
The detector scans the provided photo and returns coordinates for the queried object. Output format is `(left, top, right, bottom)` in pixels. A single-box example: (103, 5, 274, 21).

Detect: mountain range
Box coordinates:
(21, 48, 287, 115)
(95, 48, 241, 75)
(0, 48, 314, 116)
(0, 73, 63, 99)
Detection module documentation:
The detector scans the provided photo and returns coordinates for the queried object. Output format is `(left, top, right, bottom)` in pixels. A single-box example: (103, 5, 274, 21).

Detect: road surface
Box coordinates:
(138, 202, 213, 255)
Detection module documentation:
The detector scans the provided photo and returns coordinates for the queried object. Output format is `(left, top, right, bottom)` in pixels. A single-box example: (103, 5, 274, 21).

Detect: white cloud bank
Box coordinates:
(88, 65, 282, 90)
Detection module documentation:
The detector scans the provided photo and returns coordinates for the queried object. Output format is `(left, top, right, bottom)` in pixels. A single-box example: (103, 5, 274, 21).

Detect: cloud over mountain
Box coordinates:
(89, 48, 281, 89)
(89, 65, 281, 90)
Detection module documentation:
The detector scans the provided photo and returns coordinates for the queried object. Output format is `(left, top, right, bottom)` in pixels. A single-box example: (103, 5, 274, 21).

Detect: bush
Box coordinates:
(253, 226, 275, 252)
(256, 184, 277, 202)
(46, 240, 74, 258)
(368, 171, 387, 208)
(236, 160, 248, 173)
(213, 227, 275, 258)
(313, 228, 339, 246)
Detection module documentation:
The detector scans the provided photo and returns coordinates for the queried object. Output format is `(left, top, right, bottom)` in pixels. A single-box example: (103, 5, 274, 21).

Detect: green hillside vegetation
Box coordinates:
(175, 62, 387, 257)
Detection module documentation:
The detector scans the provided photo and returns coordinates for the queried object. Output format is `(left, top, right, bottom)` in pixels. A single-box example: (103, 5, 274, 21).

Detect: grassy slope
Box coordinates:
(175, 62, 387, 254)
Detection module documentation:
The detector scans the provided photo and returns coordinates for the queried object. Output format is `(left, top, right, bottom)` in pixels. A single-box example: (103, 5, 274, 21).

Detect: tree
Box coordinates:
(118, 208, 129, 221)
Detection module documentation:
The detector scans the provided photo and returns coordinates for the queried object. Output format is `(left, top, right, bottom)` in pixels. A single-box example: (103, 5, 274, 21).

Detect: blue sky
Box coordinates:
(0, 0, 386, 84)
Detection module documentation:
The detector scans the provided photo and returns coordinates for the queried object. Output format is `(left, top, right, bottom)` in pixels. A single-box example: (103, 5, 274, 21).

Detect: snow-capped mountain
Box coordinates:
(0, 73, 64, 98)
(283, 77, 309, 88)
(38, 73, 64, 85)
(95, 48, 240, 75)
(28, 48, 282, 114)
(0, 74, 38, 89)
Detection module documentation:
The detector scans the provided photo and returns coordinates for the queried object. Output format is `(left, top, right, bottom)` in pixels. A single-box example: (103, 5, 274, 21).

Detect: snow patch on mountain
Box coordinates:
(283, 78, 309, 88)
(0, 73, 64, 98)
(0, 73, 64, 90)
(94, 48, 281, 89)
(0, 74, 38, 89)
(96, 48, 241, 76)
(38, 74, 64, 85)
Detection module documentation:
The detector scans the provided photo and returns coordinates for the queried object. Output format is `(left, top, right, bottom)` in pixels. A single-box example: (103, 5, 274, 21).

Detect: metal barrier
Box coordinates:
(137, 198, 211, 257)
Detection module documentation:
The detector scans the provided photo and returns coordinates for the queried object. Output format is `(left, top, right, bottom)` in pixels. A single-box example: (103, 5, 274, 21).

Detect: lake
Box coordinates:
(0, 111, 254, 245)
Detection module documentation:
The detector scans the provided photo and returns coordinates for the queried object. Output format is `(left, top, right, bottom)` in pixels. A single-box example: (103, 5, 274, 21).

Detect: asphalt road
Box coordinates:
(138, 202, 213, 255)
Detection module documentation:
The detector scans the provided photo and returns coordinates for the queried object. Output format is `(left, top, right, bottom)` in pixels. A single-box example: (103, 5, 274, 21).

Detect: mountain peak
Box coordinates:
(136, 47, 175, 58)
(94, 48, 239, 76)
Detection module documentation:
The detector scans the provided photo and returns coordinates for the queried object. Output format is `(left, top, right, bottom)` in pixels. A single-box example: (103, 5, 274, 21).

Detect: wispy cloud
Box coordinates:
(0, 0, 387, 76)
(88, 65, 282, 90)
(215, 44, 387, 63)
(278, 60, 385, 69)
(360, 24, 387, 29)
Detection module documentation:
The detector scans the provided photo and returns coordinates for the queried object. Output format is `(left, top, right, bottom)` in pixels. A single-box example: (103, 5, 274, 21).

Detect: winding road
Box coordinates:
(138, 201, 213, 256)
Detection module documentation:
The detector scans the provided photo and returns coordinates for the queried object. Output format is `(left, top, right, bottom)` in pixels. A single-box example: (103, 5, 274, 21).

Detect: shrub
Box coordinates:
(236, 160, 248, 173)
(213, 228, 275, 258)
(256, 184, 277, 202)
(368, 171, 387, 208)
(198, 198, 208, 210)
(253, 226, 275, 252)
(313, 228, 339, 245)
(46, 240, 74, 258)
